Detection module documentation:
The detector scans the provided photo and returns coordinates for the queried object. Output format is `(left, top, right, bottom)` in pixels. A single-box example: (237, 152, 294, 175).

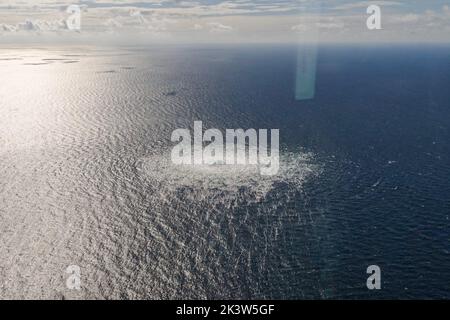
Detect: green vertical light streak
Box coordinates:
(295, 2, 321, 101)
(295, 45, 317, 100)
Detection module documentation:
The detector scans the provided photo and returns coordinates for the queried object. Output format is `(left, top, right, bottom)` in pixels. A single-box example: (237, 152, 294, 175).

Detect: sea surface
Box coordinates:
(0, 44, 449, 299)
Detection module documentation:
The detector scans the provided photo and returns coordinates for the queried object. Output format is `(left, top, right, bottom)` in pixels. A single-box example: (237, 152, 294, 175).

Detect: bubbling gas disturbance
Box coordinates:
(137, 148, 321, 202)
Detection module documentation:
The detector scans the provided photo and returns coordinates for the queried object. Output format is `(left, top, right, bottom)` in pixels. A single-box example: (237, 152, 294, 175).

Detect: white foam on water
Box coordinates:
(137, 148, 321, 201)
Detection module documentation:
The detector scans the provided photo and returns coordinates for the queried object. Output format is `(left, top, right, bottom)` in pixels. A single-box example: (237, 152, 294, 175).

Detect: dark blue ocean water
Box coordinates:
(230, 44, 450, 299)
(251, 44, 450, 299)
(0, 44, 449, 299)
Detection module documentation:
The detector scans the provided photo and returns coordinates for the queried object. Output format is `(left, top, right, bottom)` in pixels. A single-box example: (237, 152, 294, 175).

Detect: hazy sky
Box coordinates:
(1, 0, 449, 43)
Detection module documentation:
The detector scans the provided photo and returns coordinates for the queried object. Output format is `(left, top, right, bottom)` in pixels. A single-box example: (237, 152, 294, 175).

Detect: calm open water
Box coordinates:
(0, 44, 449, 299)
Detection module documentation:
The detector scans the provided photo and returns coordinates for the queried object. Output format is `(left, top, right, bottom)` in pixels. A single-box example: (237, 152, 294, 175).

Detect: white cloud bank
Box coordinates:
(0, 1, 449, 43)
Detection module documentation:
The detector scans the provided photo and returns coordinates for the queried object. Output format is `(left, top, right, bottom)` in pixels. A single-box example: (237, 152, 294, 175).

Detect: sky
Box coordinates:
(0, 0, 449, 43)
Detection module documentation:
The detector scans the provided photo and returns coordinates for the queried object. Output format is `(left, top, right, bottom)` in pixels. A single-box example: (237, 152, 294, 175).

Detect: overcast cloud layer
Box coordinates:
(0, 0, 449, 43)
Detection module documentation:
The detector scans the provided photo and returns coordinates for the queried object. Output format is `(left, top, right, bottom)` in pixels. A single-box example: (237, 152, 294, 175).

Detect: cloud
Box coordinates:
(0, 23, 17, 32)
(385, 5, 450, 31)
(443, 5, 450, 15)
(0, 1, 449, 43)
(392, 13, 419, 23)
(333, 1, 403, 10)
(207, 22, 233, 33)
(104, 18, 123, 28)
(102, 9, 176, 34)
(291, 24, 310, 32)
(291, 17, 345, 33)
(0, 18, 70, 33)
(316, 22, 345, 29)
